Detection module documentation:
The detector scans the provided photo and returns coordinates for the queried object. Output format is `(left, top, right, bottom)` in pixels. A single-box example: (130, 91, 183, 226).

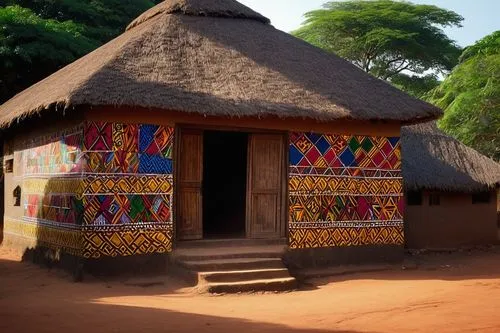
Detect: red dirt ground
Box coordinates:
(1, 246, 499, 333)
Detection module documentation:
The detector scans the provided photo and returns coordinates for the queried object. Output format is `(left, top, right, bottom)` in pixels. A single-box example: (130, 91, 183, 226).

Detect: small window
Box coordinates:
(4, 158, 13, 173)
(472, 192, 491, 204)
(429, 193, 441, 206)
(13, 185, 21, 206)
(407, 190, 422, 206)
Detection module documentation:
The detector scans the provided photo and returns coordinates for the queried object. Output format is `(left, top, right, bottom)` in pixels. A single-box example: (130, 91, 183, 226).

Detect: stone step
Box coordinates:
(201, 277, 298, 294)
(199, 268, 290, 283)
(179, 257, 284, 272)
(173, 245, 285, 261)
(177, 238, 287, 249)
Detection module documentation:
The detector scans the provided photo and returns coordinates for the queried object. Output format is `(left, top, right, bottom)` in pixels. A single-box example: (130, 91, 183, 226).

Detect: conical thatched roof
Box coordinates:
(402, 122, 500, 192)
(0, 0, 441, 128)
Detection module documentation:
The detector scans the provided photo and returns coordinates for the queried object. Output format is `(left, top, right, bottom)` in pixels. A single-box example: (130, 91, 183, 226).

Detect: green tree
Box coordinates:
(427, 31, 500, 161)
(4, 0, 160, 43)
(293, 0, 463, 93)
(0, 5, 99, 103)
(391, 73, 440, 99)
(0, 0, 160, 103)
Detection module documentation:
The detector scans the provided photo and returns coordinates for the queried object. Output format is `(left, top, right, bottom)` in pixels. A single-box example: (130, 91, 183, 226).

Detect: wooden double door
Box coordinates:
(176, 129, 286, 240)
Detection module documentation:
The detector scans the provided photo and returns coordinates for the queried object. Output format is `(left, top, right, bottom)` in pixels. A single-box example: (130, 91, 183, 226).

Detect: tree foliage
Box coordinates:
(293, 0, 463, 93)
(0, 5, 98, 102)
(427, 31, 500, 161)
(3, 0, 161, 42)
(0, 0, 159, 104)
(391, 73, 440, 99)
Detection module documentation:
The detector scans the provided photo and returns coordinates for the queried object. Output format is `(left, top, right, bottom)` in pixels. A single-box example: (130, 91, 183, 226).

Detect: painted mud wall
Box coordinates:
(288, 132, 404, 248)
(405, 191, 498, 249)
(4, 125, 84, 255)
(81, 122, 174, 258)
(3, 121, 174, 258)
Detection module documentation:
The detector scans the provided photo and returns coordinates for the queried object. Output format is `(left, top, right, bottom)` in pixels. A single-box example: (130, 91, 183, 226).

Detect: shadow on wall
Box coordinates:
(21, 176, 171, 281)
(18, 175, 85, 279)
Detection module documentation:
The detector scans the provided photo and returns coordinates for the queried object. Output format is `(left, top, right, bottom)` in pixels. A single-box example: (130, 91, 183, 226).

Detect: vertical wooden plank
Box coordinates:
(247, 134, 285, 238)
(177, 129, 203, 240)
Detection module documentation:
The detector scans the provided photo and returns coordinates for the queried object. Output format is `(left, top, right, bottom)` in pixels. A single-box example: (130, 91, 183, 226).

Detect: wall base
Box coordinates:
(283, 245, 404, 269)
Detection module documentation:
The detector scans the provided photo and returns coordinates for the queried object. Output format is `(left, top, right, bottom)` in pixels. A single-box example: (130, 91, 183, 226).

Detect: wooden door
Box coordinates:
(177, 129, 203, 240)
(247, 134, 285, 239)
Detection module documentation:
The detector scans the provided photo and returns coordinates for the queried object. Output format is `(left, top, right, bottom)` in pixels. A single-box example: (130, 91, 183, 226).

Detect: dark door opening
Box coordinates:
(203, 130, 248, 239)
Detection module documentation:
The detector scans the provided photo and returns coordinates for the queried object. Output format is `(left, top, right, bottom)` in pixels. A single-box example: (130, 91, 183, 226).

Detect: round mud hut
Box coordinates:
(0, 0, 442, 285)
(402, 122, 500, 250)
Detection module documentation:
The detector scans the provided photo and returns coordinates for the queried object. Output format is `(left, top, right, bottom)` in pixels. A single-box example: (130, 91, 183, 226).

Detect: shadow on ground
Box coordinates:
(0, 253, 376, 333)
(305, 247, 500, 288)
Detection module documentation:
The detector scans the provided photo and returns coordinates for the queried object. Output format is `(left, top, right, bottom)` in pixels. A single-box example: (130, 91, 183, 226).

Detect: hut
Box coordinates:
(402, 123, 500, 250)
(0, 0, 441, 282)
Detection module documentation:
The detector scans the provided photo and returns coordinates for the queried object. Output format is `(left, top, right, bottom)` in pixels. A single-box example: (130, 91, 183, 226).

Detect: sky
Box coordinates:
(238, 0, 500, 47)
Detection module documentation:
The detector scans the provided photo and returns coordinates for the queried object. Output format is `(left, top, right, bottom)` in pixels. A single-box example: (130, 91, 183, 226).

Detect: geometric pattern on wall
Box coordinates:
(81, 121, 175, 258)
(289, 132, 404, 248)
(23, 178, 82, 195)
(83, 122, 173, 175)
(83, 194, 172, 225)
(15, 125, 85, 236)
(25, 194, 84, 225)
(289, 225, 404, 249)
(289, 195, 404, 224)
(23, 126, 83, 176)
(3, 217, 83, 257)
(10, 121, 174, 259)
(82, 225, 173, 259)
(81, 175, 173, 195)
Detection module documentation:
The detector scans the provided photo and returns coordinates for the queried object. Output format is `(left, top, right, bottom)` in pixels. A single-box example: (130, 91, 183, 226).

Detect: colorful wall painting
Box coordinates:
(4, 122, 174, 259)
(288, 132, 404, 248)
(81, 121, 174, 258)
(5, 125, 85, 255)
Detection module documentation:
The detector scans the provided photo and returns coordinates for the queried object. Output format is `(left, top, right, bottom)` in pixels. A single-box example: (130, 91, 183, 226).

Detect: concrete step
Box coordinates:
(178, 238, 287, 249)
(173, 245, 285, 261)
(180, 257, 284, 272)
(202, 277, 298, 294)
(199, 268, 290, 283)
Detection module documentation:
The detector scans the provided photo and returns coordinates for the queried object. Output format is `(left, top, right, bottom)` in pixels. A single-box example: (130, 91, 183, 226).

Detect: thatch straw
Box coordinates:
(0, 0, 441, 128)
(402, 122, 500, 192)
(127, 0, 271, 30)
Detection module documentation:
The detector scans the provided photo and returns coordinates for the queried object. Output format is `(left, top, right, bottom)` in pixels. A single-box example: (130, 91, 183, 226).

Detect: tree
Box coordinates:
(4, 0, 161, 43)
(293, 0, 463, 91)
(427, 31, 500, 161)
(0, 0, 160, 103)
(0, 5, 99, 103)
(391, 73, 440, 99)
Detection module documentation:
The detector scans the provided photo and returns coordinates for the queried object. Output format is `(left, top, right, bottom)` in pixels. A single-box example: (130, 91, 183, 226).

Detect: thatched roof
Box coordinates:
(0, 0, 441, 128)
(402, 122, 500, 192)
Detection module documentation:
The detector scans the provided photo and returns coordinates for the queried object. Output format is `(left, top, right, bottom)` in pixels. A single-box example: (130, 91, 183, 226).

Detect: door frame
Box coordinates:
(174, 124, 289, 243)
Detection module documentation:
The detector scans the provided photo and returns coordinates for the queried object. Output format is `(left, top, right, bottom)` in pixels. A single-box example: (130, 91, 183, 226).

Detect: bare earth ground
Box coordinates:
(1, 247, 499, 333)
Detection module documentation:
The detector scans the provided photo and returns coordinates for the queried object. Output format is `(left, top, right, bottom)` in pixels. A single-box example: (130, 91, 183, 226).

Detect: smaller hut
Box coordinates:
(402, 122, 500, 249)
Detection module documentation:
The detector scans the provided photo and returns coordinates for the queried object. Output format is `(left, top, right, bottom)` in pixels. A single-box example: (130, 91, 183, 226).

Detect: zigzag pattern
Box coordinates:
(82, 229, 173, 258)
(289, 176, 402, 195)
(4, 218, 82, 256)
(289, 226, 404, 249)
(289, 194, 403, 223)
(23, 178, 82, 195)
(289, 132, 404, 248)
(290, 133, 401, 171)
(82, 175, 173, 195)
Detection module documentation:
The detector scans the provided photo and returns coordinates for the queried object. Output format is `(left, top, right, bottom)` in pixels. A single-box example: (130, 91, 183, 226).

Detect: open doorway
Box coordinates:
(203, 130, 248, 239)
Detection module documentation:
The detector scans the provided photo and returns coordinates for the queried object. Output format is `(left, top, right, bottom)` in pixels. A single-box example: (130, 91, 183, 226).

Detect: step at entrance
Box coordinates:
(172, 241, 297, 293)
